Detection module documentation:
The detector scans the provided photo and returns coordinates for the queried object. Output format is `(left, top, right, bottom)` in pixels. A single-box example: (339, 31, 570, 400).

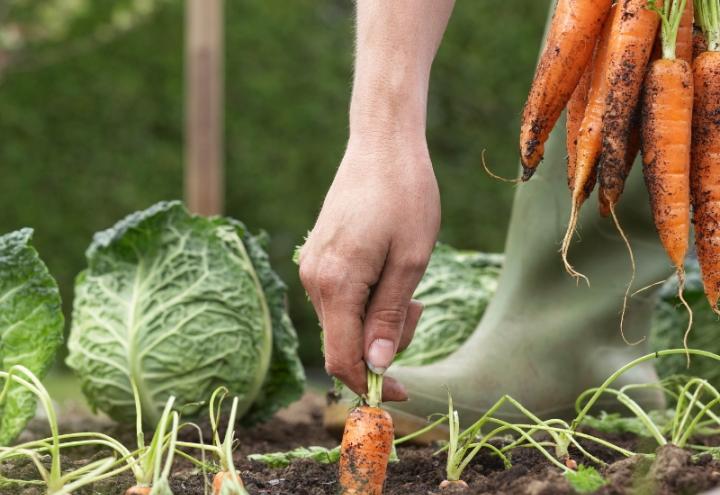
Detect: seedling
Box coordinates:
(574, 350, 720, 450)
(175, 387, 249, 495)
(0, 366, 131, 494)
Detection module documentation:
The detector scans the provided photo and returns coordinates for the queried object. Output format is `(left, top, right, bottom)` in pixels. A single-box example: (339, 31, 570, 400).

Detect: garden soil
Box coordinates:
(3, 393, 720, 494)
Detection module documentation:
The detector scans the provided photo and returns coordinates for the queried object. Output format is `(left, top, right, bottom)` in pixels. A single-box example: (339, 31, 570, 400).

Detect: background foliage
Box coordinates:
(0, 0, 548, 364)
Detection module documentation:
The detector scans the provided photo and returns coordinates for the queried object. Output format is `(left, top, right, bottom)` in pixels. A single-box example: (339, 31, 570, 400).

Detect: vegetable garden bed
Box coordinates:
(3, 392, 720, 495)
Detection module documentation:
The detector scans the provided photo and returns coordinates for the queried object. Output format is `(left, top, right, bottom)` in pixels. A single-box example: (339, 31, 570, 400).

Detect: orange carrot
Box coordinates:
(599, 112, 642, 217)
(520, 0, 613, 180)
(213, 471, 245, 494)
(691, 0, 720, 312)
(125, 488, 151, 495)
(676, 0, 695, 63)
(560, 4, 619, 281)
(642, 20, 693, 274)
(567, 62, 593, 190)
(694, 26, 709, 58)
(440, 480, 470, 490)
(339, 406, 394, 495)
(597, 0, 662, 212)
(642, 1, 694, 355)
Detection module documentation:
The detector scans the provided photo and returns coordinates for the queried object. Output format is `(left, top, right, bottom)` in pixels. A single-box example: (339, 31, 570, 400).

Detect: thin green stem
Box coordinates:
(0, 366, 62, 486)
(131, 377, 145, 451)
(695, 0, 720, 50)
(572, 349, 720, 430)
(366, 369, 383, 408)
(652, 0, 688, 59)
(53, 457, 116, 495)
(394, 415, 448, 445)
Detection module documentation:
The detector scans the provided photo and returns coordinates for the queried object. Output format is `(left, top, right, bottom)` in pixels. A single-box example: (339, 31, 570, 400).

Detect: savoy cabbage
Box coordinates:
(66, 201, 304, 425)
(393, 244, 502, 366)
(0, 228, 64, 445)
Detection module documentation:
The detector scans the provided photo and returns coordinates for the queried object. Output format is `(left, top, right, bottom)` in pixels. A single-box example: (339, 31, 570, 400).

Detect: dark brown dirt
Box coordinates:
(3, 395, 720, 494)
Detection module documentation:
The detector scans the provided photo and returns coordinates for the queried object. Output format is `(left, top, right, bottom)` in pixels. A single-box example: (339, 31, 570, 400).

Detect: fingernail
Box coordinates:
(367, 338, 395, 374)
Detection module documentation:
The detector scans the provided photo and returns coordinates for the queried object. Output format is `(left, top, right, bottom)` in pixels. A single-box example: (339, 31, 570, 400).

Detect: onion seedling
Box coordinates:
(174, 387, 248, 495)
(124, 391, 181, 495)
(0, 366, 128, 494)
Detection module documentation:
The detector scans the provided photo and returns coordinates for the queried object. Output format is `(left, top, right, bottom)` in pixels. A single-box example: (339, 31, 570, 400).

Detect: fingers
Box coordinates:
(299, 254, 371, 397)
(397, 300, 423, 353)
(382, 376, 408, 402)
(364, 252, 429, 373)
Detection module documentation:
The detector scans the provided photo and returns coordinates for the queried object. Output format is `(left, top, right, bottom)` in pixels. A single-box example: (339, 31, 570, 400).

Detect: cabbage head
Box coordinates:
(66, 201, 304, 425)
(0, 228, 64, 445)
(393, 244, 502, 366)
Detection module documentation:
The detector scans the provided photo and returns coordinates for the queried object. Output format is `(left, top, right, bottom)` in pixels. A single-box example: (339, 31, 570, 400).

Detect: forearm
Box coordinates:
(350, 0, 455, 143)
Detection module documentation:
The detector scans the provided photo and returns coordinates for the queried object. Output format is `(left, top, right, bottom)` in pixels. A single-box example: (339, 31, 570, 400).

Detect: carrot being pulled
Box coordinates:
(597, 0, 663, 213)
(642, 0, 694, 351)
(691, 0, 720, 313)
(560, 4, 619, 282)
(339, 370, 394, 495)
(520, 0, 613, 180)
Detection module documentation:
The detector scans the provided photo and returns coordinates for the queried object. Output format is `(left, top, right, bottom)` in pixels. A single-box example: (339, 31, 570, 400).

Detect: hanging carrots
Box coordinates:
(339, 371, 394, 495)
(597, 0, 662, 214)
(677, 0, 696, 62)
(642, 0, 693, 276)
(566, 63, 593, 190)
(691, 0, 720, 313)
(560, 5, 619, 282)
(520, 0, 613, 180)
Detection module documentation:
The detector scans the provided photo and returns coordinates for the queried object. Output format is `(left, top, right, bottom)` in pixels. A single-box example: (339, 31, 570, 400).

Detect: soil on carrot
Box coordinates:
(3, 394, 720, 495)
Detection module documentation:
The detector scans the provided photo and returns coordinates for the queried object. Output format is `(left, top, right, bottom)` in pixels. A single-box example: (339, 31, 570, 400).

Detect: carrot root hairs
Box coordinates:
(609, 203, 644, 346)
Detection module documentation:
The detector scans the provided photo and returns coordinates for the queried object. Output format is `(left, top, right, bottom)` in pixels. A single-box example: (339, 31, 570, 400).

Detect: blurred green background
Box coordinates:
(0, 0, 548, 367)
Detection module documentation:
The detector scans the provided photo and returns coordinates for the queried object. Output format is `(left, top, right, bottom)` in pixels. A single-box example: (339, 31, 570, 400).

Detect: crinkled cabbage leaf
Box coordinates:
(67, 201, 303, 425)
(0, 228, 64, 445)
(393, 244, 502, 366)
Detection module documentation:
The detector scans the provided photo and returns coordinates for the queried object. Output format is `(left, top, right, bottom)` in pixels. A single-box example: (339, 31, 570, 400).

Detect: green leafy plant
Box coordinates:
(176, 387, 249, 495)
(0, 228, 64, 445)
(66, 201, 304, 426)
(394, 244, 502, 366)
(575, 350, 720, 449)
(564, 465, 607, 493)
(0, 365, 131, 494)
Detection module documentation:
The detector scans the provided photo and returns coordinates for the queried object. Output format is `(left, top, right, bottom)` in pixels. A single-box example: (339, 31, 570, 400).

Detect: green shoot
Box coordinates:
(0, 366, 137, 493)
(572, 349, 720, 429)
(175, 387, 249, 494)
(695, 0, 720, 50)
(366, 368, 383, 408)
(565, 465, 607, 493)
(649, 0, 689, 59)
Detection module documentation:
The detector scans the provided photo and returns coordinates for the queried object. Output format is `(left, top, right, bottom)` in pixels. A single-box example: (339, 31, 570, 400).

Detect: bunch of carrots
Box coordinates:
(520, 0, 720, 321)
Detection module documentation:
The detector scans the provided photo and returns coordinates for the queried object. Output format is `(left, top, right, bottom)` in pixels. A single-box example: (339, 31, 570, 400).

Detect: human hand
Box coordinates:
(299, 136, 440, 401)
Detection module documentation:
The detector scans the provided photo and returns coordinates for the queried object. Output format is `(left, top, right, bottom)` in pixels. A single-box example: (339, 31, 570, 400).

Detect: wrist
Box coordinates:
(349, 66, 429, 145)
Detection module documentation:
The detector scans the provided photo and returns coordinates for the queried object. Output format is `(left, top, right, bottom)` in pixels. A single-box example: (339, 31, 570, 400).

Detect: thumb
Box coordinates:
(364, 253, 427, 373)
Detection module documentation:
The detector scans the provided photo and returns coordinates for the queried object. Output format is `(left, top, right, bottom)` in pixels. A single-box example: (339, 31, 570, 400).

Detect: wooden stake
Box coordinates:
(185, 0, 224, 216)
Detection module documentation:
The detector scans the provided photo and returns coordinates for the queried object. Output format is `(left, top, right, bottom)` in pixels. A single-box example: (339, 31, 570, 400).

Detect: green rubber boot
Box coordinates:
(383, 111, 672, 426)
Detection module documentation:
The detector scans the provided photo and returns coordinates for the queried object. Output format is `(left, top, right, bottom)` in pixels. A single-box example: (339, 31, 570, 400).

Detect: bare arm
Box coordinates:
(299, 0, 455, 400)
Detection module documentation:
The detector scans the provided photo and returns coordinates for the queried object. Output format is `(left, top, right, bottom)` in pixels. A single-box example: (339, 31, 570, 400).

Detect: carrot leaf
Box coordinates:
(695, 0, 720, 50)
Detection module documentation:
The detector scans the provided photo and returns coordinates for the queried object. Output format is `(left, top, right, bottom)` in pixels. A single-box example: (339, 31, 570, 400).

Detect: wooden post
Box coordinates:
(185, 0, 224, 216)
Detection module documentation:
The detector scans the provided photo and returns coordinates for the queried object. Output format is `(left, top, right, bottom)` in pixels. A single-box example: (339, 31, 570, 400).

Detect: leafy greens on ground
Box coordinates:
(400, 245, 716, 391)
(0, 228, 64, 445)
(393, 244, 502, 366)
(66, 201, 304, 425)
